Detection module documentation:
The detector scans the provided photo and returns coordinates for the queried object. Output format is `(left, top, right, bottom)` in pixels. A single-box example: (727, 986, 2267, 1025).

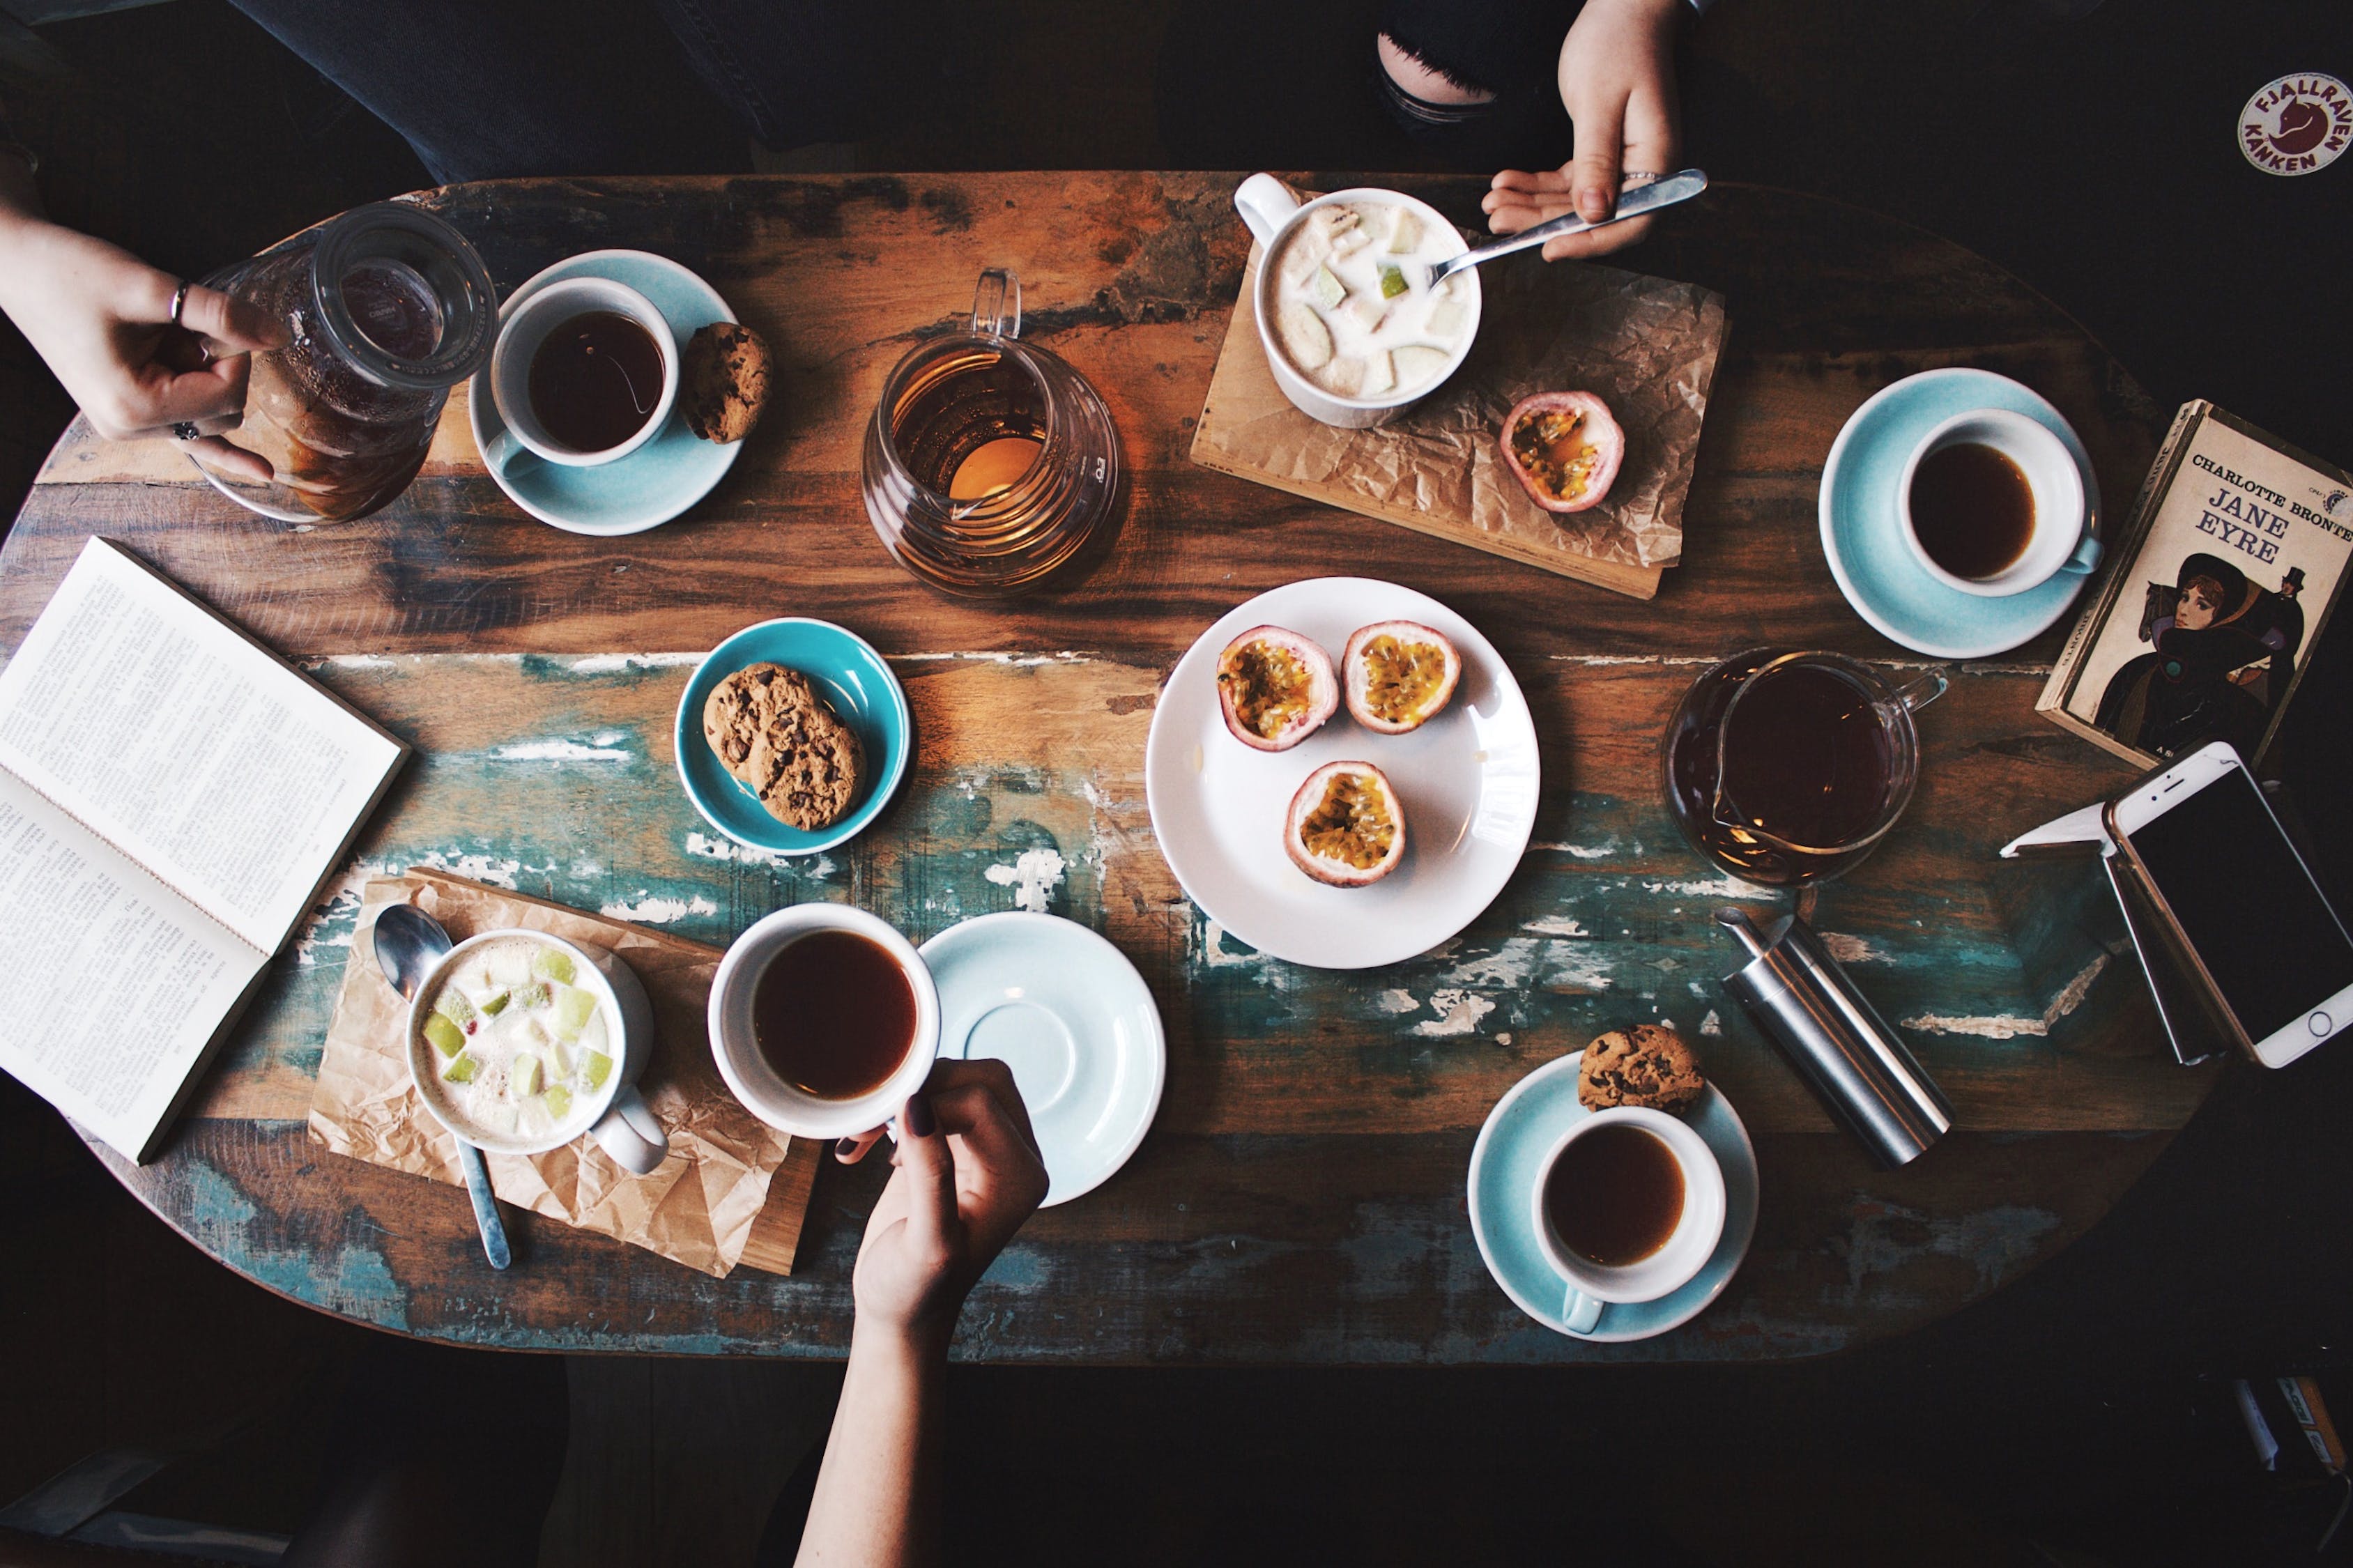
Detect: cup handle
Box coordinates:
(1891, 668, 1949, 713)
(481, 426, 521, 474)
(1563, 1286, 1603, 1335)
(1233, 173, 1301, 250)
(2061, 535, 2104, 576)
(591, 1085, 670, 1176)
(971, 268, 1022, 341)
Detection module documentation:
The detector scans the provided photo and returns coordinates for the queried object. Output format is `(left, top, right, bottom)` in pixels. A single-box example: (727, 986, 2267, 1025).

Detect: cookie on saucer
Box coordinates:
(701, 662, 863, 831)
(1578, 1024, 1705, 1113)
(682, 321, 771, 444)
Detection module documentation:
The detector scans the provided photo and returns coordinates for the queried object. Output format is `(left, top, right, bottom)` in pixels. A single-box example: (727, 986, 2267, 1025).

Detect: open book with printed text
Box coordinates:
(0, 538, 407, 1162)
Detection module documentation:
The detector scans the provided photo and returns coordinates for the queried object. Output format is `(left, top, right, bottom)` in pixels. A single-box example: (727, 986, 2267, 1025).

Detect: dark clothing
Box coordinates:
(226, 0, 928, 185)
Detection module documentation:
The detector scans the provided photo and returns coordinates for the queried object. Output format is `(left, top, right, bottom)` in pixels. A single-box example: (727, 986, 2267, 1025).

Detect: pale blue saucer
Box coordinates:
(470, 249, 744, 535)
(921, 912, 1166, 1207)
(674, 619, 910, 856)
(1468, 1051, 1758, 1343)
(1820, 367, 2103, 659)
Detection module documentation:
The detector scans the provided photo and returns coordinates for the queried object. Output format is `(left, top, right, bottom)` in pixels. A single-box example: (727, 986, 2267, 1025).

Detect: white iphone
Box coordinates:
(2106, 741, 2353, 1069)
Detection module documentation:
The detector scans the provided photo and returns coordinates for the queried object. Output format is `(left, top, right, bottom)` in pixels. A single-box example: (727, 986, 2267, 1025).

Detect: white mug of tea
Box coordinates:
(484, 275, 679, 470)
(1531, 1107, 1726, 1335)
(708, 905, 942, 1141)
(405, 928, 672, 1176)
(1899, 408, 2098, 597)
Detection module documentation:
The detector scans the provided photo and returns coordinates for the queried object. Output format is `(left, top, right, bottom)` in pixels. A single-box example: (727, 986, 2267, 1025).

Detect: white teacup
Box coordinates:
(1232, 174, 1482, 430)
(484, 275, 678, 470)
(1899, 408, 2099, 597)
(404, 928, 670, 1176)
(708, 905, 942, 1141)
(1532, 1107, 1726, 1335)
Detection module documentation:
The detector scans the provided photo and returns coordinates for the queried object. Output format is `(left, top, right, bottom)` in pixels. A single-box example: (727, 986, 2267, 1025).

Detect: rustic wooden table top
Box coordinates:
(0, 171, 2214, 1363)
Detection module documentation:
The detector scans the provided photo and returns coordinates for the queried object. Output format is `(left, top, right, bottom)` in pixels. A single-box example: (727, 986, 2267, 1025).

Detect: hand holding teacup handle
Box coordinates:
(591, 1084, 669, 1175)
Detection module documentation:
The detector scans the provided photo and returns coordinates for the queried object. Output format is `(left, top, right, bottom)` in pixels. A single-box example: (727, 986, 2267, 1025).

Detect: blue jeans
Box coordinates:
(229, 0, 926, 185)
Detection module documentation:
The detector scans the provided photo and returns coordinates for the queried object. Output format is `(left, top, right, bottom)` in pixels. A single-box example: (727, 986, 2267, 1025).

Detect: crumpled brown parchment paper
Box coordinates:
(308, 869, 815, 1277)
(1192, 212, 1728, 573)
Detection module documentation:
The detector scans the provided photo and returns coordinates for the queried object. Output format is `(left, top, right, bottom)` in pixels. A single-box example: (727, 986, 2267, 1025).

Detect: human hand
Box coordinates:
(1481, 0, 1683, 262)
(0, 216, 282, 478)
(840, 1059, 1049, 1347)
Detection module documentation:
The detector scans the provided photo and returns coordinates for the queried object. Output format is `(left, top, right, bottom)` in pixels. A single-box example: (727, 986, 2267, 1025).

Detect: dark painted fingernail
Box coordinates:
(836, 1137, 859, 1160)
(905, 1091, 936, 1138)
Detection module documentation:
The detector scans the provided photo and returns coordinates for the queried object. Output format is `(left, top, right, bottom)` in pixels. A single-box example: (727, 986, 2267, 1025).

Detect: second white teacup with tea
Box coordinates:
(1899, 408, 2098, 597)
(1532, 1105, 1726, 1335)
(709, 905, 942, 1141)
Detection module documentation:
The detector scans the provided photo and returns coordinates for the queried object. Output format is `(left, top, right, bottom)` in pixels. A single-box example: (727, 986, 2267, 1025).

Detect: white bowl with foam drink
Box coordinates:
(406, 928, 670, 1175)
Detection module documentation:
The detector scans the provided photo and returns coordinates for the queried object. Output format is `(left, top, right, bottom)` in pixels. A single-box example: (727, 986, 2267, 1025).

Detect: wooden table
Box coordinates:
(0, 172, 2214, 1363)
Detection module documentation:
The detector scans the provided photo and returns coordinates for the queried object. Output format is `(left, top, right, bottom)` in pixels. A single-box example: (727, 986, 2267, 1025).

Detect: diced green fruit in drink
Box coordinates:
(541, 1084, 572, 1123)
(1379, 264, 1408, 299)
(432, 990, 474, 1027)
(1341, 294, 1386, 332)
(1277, 305, 1332, 371)
(513, 983, 549, 1010)
(423, 1013, 466, 1058)
(552, 985, 597, 1040)
(1310, 264, 1345, 310)
(1388, 210, 1421, 253)
(1362, 350, 1395, 397)
(583, 1050, 614, 1091)
(1427, 299, 1467, 339)
(545, 1038, 572, 1076)
(441, 1052, 477, 1083)
(477, 988, 511, 1017)
(1394, 345, 1450, 386)
(532, 948, 576, 985)
(512, 1053, 542, 1098)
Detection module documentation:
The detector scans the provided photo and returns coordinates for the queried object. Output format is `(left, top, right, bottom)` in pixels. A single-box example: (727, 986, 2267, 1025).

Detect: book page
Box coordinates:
(0, 539, 405, 953)
(0, 769, 265, 1162)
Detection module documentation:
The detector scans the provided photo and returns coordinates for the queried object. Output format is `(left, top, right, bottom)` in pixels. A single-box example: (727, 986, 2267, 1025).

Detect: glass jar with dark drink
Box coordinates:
(861, 268, 1121, 597)
(1661, 648, 1947, 886)
(192, 203, 496, 523)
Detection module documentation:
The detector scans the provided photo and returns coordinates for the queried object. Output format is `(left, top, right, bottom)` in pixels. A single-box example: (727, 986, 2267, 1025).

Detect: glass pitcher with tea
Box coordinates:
(1661, 649, 1947, 886)
(191, 202, 497, 523)
(861, 269, 1121, 597)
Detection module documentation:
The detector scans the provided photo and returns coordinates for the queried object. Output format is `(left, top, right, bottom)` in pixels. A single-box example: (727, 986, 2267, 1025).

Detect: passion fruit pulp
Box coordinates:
(1216, 626, 1338, 751)
(1344, 620, 1461, 734)
(1286, 760, 1406, 886)
(1501, 390, 1625, 514)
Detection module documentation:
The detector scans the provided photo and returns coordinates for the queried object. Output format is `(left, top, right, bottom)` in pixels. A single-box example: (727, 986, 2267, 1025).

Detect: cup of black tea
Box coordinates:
(708, 905, 941, 1140)
(1531, 1107, 1725, 1335)
(486, 276, 678, 469)
(1898, 408, 2098, 597)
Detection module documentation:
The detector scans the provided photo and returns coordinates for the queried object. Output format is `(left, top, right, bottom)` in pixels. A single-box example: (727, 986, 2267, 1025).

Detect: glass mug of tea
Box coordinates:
(861, 268, 1122, 599)
(1662, 648, 1948, 886)
(1899, 408, 2098, 596)
(1533, 1107, 1726, 1335)
(192, 202, 498, 523)
(708, 905, 942, 1139)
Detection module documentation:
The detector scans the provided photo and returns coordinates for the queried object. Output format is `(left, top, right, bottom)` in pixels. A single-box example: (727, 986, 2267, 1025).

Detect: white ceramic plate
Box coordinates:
(921, 913, 1165, 1207)
(1144, 577, 1540, 969)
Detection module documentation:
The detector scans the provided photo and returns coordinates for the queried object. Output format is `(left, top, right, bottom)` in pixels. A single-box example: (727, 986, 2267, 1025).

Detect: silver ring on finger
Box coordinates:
(1620, 170, 1666, 185)
(168, 280, 192, 329)
(170, 421, 200, 442)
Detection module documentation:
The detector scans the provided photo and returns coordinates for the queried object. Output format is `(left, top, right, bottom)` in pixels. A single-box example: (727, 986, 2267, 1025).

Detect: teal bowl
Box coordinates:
(675, 619, 912, 856)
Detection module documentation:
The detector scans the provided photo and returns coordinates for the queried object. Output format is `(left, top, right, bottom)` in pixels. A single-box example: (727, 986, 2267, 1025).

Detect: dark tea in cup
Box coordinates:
(528, 309, 666, 453)
(751, 929, 917, 1100)
(1908, 440, 2036, 581)
(1542, 1122, 1686, 1267)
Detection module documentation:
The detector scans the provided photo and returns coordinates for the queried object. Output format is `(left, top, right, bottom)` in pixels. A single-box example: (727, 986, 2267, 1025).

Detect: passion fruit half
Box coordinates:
(1216, 626, 1338, 752)
(1285, 760, 1407, 886)
(1501, 391, 1625, 514)
(1342, 620, 1461, 735)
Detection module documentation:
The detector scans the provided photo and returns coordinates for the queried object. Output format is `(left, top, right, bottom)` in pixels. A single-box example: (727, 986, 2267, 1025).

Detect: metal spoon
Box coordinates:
(374, 903, 512, 1270)
(1423, 168, 1710, 291)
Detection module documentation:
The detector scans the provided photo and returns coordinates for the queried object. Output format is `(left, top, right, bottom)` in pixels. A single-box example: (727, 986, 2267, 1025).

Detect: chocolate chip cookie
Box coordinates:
(682, 321, 770, 444)
(1578, 1024, 1706, 1113)
(702, 663, 863, 831)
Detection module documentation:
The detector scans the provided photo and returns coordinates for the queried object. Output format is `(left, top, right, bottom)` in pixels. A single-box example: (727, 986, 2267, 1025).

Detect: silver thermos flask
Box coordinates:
(1715, 906, 1953, 1167)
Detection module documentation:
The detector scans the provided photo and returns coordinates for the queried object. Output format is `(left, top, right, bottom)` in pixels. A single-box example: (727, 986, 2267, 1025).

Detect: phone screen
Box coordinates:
(2129, 767, 2353, 1043)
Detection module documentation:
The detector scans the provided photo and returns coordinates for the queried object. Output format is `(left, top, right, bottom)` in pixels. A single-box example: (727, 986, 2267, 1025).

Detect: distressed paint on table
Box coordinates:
(4, 171, 2218, 1362)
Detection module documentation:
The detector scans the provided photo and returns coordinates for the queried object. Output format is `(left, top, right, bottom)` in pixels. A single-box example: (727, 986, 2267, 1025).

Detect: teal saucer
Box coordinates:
(1468, 1051, 1758, 1344)
(674, 619, 911, 856)
(470, 249, 743, 535)
(1820, 367, 2103, 659)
